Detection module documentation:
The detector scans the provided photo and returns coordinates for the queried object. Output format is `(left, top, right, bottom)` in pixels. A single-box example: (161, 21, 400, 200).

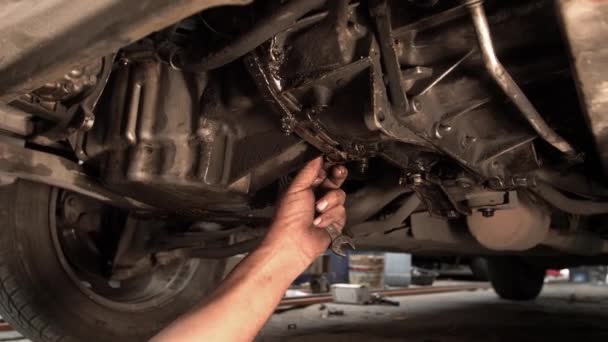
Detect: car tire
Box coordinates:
(0, 180, 225, 342)
(487, 257, 545, 301)
(469, 257, 489, 281)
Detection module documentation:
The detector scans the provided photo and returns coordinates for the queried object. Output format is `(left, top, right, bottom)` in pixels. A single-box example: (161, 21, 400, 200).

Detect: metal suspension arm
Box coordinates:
(466, 0, 577, 157)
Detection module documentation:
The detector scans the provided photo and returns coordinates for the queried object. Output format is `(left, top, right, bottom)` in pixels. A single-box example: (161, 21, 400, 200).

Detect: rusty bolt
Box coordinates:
(358, 159, 369, 174)
(280, 116, 296, 135)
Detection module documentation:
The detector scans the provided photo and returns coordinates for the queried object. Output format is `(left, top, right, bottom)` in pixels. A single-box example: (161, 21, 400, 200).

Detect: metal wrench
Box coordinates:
(324, 223, 355, 257)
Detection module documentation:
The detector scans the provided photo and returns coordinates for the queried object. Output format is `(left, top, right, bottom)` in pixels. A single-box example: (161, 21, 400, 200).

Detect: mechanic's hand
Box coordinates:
(263, 157, 348, 269)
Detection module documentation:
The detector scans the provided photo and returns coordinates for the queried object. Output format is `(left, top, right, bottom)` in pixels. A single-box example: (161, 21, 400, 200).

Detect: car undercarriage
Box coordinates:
(0, 0, 608, 340)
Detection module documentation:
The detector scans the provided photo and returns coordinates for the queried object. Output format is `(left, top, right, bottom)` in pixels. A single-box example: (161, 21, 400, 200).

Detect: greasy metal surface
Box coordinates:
(0, 0, 252, 102)
(557, 0, 608, 173)
(2, 0, 594, 233)
(175, 0, 326, 71)
(0, 141, 150, 209)
(0, 105, 32, 136)
(247, 0, 551, 188)
(90, 60, 315, 212)
(466, 0, 576, 157)
(369, 0, 410, 115)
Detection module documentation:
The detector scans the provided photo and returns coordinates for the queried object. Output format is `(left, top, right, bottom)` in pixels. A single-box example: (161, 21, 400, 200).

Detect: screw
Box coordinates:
(280, 116, 296, 135)
(358, 159, 369, 174)
(119, 58, 130, 66)
(480, 208, 495, 218)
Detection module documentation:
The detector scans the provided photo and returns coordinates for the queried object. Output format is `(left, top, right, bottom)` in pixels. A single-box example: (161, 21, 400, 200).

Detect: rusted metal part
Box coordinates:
(466, 0, 576, 157)
(32, 59, 103, 102)
(278, 283, 491, 308)
(100, 61, 250, 208)
(245, 0, 544, 189)
(412, 176, 465, 218)
(0, 0, 253, 102)
(369, 0, 410, 116)
(0, 141, 150, 210)
(557, 0, 608, 174)
(174, 0, 327, 72)
(245, 52, 349, 162)
(88, 59, 318, 212)
(0, 104, 33, 137)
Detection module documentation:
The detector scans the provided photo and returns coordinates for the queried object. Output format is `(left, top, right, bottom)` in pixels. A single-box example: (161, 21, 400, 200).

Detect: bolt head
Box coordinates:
(480, 208, 495, 218)
(411, 98, 423, 113)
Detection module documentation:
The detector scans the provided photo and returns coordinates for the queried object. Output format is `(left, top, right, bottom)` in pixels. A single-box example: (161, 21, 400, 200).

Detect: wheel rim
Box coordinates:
(49, 188, 200, 312)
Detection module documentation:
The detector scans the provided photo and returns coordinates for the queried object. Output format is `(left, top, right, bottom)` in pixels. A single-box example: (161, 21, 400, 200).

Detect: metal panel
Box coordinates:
(0, 0, 251, 102)
(557, 0, 608, 173)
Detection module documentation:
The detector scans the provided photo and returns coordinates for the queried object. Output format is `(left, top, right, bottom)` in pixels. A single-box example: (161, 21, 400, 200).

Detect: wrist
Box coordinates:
(260, 228, 314, 276)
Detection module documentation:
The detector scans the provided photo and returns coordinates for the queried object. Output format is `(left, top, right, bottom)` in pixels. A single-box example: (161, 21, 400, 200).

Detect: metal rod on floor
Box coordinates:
(278, 283, 491, 307)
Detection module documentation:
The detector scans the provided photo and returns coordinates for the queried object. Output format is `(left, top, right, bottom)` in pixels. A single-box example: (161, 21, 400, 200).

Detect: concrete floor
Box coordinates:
(1, 283, 607, 341)
(257, 283, 608, 342)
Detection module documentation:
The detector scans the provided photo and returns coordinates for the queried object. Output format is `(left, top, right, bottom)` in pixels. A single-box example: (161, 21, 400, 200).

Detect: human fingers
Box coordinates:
(287, 157, 324, 194)
(312, 205, 346, 230)
(315, 189, 346, 213)
(320, 165, 348, 190)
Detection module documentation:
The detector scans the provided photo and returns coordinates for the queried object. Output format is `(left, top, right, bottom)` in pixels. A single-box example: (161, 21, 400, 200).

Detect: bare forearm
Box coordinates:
(152, 159, 348, 342)
(152, 239, 306, 342)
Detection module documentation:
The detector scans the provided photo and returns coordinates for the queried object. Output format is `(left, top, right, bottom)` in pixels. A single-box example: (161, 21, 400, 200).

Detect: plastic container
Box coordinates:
(384, 253, 411, 287)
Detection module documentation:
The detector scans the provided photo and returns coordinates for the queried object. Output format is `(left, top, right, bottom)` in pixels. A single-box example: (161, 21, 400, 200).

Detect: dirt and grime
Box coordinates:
(257, 283, 608, 342)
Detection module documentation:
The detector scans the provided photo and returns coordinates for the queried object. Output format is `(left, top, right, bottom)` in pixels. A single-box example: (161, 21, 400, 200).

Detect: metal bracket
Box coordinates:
(0, 141, 151, 210)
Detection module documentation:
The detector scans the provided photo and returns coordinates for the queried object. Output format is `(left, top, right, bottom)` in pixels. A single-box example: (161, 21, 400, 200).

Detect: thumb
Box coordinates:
(288, 157, 324, 194)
